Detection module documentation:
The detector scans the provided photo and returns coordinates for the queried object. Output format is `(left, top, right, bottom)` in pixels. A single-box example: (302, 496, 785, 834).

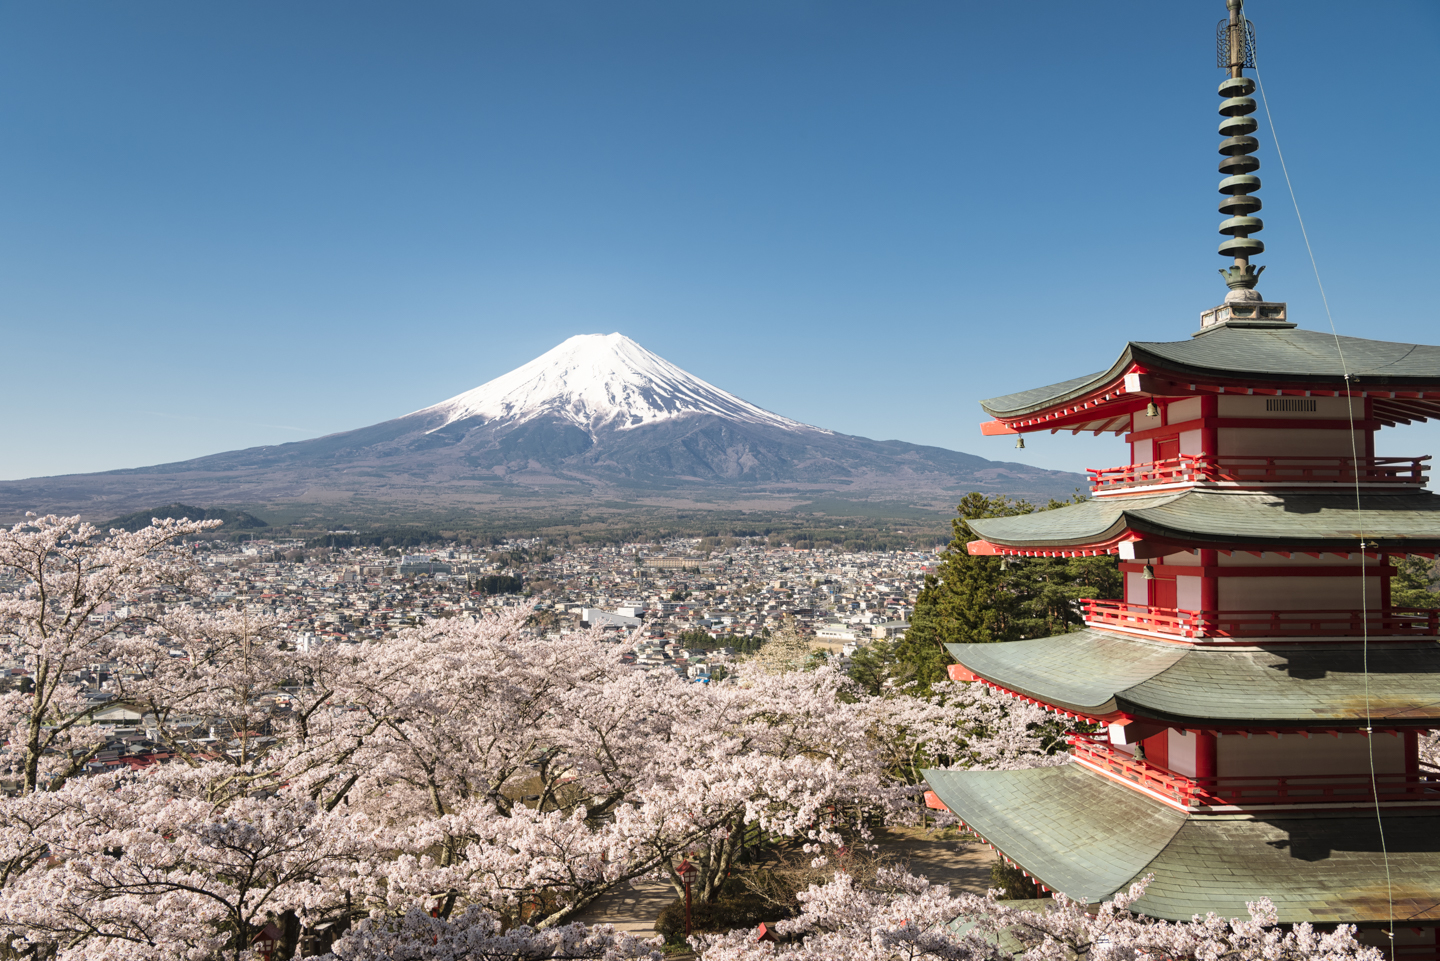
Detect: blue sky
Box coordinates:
(2, 0, 1437, 481)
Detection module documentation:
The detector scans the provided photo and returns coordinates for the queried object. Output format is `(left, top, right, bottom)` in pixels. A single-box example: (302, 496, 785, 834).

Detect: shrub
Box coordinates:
(990, 858, 1042, 900)
(654, 889, 773, 944)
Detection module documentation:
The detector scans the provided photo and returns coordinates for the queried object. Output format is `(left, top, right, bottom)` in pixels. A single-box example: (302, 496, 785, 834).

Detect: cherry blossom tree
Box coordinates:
(4, 516, 1359, 961)
(744, 623, 819, 674)
(319, 615, 921, 929)
(691, 869, 1383, 961)
(0, 513, 217, 794)
(0, 763, 347, 961)
(120, 608, 293, 764)
(320, 905, 660, 961)
(862, 680, 1068, 788)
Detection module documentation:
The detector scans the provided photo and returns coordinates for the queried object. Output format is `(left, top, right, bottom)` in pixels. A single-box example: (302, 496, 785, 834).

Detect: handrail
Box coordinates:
(1068, 734, 1440, 807)
(1088, 454, 1430, 492)
(1068, 735, 1202, 803)
(1081, 599, 1440, 638)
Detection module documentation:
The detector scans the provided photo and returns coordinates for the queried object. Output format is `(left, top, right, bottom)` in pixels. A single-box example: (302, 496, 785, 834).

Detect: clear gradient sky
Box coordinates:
(2, 1, 1437, 482)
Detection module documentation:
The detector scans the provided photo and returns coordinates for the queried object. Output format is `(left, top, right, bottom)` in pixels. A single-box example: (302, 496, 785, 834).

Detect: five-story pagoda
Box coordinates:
(923, 1, 1440, 952)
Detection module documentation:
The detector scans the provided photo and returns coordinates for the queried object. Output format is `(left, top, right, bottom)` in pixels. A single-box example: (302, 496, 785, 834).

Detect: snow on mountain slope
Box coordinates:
(413, 333, 826, 435)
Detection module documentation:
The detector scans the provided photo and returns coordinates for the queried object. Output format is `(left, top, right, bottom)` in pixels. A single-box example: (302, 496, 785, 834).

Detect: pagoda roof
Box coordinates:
(982, 326, 1440, 420)
(946, 633, 1440, 726)
(966, 488, 1440, 553)
(923, 764, 1440, 923)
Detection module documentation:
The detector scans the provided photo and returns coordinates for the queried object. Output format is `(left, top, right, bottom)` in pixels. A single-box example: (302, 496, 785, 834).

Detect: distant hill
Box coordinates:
(1, 334, 1088, 521)
(103, 503, 269, 533)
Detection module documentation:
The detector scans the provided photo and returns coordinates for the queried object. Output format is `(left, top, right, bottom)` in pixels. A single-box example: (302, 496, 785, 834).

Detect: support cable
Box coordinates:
(1251, 39, 1397, 956)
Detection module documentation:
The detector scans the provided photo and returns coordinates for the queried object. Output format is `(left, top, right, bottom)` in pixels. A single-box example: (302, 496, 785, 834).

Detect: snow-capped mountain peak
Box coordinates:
(414, 333, 825, 435)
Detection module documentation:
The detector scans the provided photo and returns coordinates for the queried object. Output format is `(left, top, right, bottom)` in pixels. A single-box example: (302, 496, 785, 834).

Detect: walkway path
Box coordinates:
(874, 827, 993, 893)
(573, 830, 993, 939)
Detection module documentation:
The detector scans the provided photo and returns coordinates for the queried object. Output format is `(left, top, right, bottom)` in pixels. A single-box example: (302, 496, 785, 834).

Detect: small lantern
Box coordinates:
(678, 859, 700, 937)
(252, 922, 283, 961)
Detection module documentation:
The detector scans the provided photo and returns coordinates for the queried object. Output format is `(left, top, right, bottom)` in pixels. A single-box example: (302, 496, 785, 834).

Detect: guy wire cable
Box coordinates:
(1249, 13, 1397, 952)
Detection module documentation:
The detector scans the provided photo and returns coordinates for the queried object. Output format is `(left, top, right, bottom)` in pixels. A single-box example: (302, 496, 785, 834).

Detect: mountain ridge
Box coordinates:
(0, 334, 1085, 521)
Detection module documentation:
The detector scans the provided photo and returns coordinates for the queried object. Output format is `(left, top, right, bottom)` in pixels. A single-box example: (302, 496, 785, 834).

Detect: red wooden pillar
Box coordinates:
(1380, 553, 1392, 611)
(1364, 398, 1376, 460)
(1199, 549, 1219, 633)
(1405, 731, 1420, 778)
(1194, 732, 1218, 782)
(1200, 395, 1218, 457)
(1143, 730, 1169, 770)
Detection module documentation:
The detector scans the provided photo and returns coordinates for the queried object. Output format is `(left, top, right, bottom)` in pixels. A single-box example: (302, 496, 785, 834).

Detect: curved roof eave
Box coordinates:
(980, 355, 1134, 420)
(923, 766, 1440, 923)
(979, 328, 1440, 420)
(966, 490, 1440, 552)
(945, 636, 1440, 726)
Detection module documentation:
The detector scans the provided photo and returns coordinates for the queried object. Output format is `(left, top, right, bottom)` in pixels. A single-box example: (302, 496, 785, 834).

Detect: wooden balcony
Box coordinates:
(1068, 734, 1440, 809)
(1081, 599, 1440, 639)
(1089, 454, 1429, 493)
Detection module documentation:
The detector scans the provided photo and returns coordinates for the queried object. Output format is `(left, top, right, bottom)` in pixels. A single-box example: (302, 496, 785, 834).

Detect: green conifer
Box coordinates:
(1392, 555, 1440, 609)
(897, 492, 1121, 692)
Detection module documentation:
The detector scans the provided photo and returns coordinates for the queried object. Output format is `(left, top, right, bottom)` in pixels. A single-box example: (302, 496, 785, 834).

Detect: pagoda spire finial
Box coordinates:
(1215, 0, 1264, 303)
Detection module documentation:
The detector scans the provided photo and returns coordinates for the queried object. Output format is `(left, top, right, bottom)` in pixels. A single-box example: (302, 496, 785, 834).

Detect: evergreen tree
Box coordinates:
(894, 493, 1032, 691)
(896, 492, 1121, 692)
(1004, 554, 1124, 638)
(1392, 555, 1440, 608)
(845, 638, 913, 696)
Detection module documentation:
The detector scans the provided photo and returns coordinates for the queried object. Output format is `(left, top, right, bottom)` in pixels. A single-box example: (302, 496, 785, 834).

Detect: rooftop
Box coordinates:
(979, 325, 1440, 431)
(965, 488, 1440, 553)
(945, 633, 1440, 727)
(924, 764, 1440, 923)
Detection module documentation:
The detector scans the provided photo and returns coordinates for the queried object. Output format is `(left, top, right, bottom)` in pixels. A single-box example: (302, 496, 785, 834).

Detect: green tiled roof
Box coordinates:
(965, 489, 1440, 551)
(947, 633, 1440, 725)
(981, 326, 1440, 419)
(983, 371, 1109, 418)
(924, 765, 1440, 922)
(926, 766, 1185, 901)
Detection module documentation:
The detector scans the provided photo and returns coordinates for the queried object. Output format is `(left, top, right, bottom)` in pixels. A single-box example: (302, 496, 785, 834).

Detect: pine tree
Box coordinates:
(1392, 555, 1440, 608)
(894, 494, 1033, 691)
(897, 492, 1121, 692)
(845, 638, 913, 696)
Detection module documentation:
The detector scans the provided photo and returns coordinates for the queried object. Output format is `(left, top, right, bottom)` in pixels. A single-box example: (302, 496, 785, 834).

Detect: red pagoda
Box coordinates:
(923, 1, 1440, 953)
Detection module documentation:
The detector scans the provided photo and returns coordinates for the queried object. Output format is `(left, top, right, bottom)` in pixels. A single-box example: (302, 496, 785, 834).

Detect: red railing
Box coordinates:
(1089, 454, 1429, 492)
(1081, 599, 1440, 639)
(1068, 734, 1440, 808)
(1069, 734, 1202, 804)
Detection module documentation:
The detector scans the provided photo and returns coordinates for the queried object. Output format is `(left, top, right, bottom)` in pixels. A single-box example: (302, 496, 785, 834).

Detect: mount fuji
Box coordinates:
(0, 334, 1084, 519)
(414, 333, 819, 437)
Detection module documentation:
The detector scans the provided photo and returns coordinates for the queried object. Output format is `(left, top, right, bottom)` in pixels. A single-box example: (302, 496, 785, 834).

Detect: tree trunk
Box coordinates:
(277, 910, 301, 961)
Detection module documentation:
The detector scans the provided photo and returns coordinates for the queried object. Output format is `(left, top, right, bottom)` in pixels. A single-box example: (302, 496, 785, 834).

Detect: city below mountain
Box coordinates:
(0, 334, 1084, 521)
